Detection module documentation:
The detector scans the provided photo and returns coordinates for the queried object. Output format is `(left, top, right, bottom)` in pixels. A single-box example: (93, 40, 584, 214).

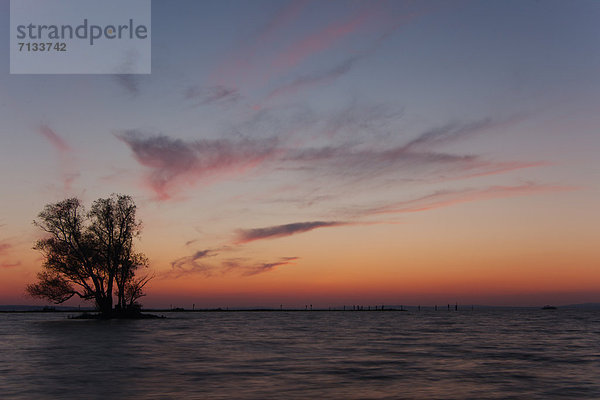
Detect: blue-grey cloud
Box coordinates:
(117, 130, 279, 199)
(222, 257, 299, 276)
(166, 249, 217, 278)
(401, 118, 493, 151)
(118, 116, 540, 201)
(114, 74, 139, 95)
(343, 183, 574, 218)
(184, 85, 240, 106)
(279, 117, 541, 186)
(322, 102, 403, 140)
(266, 55, 361, 100)
(237, 221, 345, 243)
(165, 248, 298, 278)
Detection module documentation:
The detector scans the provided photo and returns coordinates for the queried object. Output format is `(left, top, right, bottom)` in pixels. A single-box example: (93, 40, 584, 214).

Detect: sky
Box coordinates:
(0, 0, 599, 308)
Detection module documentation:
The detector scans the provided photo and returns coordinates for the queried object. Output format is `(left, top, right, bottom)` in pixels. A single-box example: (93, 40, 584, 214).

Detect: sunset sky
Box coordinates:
(1, 0, 599, 308)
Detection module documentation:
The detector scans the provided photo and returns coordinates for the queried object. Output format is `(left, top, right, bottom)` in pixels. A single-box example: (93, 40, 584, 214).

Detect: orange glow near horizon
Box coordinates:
(1, 1, 600, 310)
(5, 192, 597, 308)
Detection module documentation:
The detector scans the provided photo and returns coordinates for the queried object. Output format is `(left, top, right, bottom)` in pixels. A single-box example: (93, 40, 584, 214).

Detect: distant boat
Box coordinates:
(542, 305, 557, 310)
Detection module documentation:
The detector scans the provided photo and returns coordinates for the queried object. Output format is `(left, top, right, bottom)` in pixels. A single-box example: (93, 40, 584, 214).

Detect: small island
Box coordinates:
(26, 194, 157, 319)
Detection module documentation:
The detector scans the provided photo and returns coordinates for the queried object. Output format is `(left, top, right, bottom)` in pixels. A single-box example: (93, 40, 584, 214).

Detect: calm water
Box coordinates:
(0, 309, 599, 399)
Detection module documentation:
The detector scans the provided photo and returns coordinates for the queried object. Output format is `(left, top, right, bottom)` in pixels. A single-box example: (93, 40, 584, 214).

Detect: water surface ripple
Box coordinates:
(1, 309, 598, 399)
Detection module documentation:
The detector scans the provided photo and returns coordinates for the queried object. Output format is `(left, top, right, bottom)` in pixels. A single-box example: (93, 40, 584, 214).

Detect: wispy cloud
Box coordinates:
(401, 119, 493, 151)
(223, 257, 299, 276)
(0, 242, 20, 269)
(210, 0, 311, 86)
(283, 143, 482, 187)
(252, 0, 311, 48)
(184, 85, 240, 106)
(185, 239, 199, 247)
(171, 249, 214, 269)
(266, 55, 360, 101)
(0, 243, 11, 254)
(117, 130, 279, 200)
(361, 183, 575, 216)
(38, 125, 78, 192)
(0, 261, 21, 269)
(259, 1, 424, 89)
(438, 160, 550, 182)
(39, 125, 71, 153)
(114, 74, 139, 96)
(269, 6, 375, 77)
(237, 221, 345, 243)
(263, 5, 422, 104)
(400, 115, 530, 152)
(236, 184, 573, 243)
(210, 1, 397, 93)
(113, 50, 143, 95)
(321, 103, 403, 139)
(278, 117, 544, 188)
(166, 249, 217, 277)
(117, 115, 547, 202)
(165, 248, 297, 278)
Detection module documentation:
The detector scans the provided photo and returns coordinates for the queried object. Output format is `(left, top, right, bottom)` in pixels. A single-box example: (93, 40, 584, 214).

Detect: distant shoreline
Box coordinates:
(2, 302, 599, 313)
(0, 308, 408, 313)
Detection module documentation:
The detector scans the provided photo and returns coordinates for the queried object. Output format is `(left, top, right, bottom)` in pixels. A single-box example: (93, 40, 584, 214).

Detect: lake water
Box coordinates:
(1, 309, 598, 399)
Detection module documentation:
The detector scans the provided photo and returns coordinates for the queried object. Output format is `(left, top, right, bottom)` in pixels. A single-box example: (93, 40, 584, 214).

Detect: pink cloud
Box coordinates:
(261, 7, 418, 104)
(117, 130, 280, 200)
(37, 125, 78, 192)
(0, 242, 20, 269)
(210, 1, 426, 102)
(0, 261, 21, 269)
(270, 8, 373, 74)
(367, 183, 575, 215)
(0, 243, 11, 254)
(263, 1, 422, 80)
(441, 161, 551, 181)
(210, 0, 311, 86)
(39, 125, 71, 153)
(265, 56, 360, 102)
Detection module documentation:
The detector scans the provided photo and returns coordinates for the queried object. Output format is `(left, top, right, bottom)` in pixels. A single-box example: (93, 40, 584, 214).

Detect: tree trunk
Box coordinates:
(118, 283, 125, 310)
(97, 295, 113, 317)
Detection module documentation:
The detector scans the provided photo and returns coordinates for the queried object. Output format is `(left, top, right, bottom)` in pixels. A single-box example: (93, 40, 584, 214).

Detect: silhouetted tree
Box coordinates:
(26, 195, 150, 316)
